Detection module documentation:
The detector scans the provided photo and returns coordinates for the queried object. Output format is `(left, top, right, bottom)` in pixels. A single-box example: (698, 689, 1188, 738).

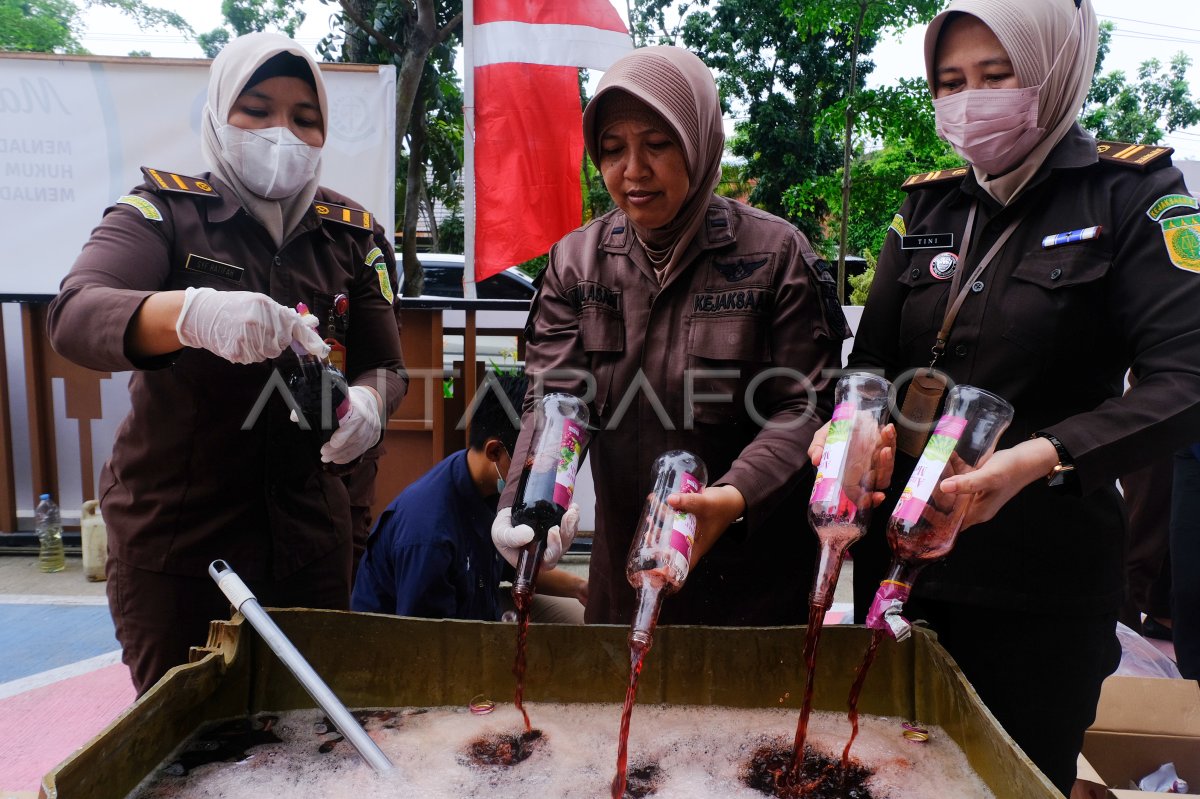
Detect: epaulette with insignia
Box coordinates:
(140, 167, 219, 197)
(315, 201, 373, 231)
(1097, 140, 1173, 170)
(901, 166, 970, 191)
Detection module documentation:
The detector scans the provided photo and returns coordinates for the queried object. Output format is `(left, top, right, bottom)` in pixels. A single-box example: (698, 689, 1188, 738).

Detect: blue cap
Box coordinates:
(39, 493, 49, 501)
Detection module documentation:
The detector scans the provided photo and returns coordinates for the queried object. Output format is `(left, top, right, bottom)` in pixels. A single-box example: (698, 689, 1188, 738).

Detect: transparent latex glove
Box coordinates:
(175, 286, 329, 364)
(319, 386, 382, 464)
(491, 504, 580, 568)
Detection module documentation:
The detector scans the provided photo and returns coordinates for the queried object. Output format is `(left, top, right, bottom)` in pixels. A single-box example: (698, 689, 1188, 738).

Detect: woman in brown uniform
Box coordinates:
(493, 46, 847, 627)
(827, 0, 1200, 791)
(47, 33, 406, 695)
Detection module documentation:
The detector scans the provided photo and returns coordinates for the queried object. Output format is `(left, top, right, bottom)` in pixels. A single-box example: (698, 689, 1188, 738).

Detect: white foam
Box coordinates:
(126, 704, 995, 798)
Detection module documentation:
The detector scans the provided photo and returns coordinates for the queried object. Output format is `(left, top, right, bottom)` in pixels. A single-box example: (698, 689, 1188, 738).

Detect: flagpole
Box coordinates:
(463, 0, 478, 300)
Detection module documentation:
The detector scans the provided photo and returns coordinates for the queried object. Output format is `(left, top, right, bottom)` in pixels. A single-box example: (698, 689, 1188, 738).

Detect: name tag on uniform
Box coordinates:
(901, 233, 954, 250)
(184, 254, 244, 283)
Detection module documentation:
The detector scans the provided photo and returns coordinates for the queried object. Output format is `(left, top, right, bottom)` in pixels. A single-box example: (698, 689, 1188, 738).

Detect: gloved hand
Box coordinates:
(319, 385, 382, 464)
(491, 503, 580, 568)
(175, 286, 329, 364)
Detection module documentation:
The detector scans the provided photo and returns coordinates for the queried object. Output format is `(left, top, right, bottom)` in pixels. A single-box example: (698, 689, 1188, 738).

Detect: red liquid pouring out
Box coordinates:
(611, 640, 649, 799)
(744, 742, 876, 798)
(512, 590, 533, 732)
(842, 628, 884, 769)
(788, 601, 829, 775)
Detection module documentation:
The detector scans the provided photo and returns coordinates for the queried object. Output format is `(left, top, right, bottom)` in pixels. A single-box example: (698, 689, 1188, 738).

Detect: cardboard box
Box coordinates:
(1078, 675, 1200, 797)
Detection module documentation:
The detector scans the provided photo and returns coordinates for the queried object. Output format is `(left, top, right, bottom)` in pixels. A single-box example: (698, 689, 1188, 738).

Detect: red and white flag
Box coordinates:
(467, 0, 632, 286)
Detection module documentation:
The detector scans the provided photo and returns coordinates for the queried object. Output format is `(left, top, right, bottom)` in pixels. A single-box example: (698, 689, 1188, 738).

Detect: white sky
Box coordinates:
(76, 0, 1200, 159)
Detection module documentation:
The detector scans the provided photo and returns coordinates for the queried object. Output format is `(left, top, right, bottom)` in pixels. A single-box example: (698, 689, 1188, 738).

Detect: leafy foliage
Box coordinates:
(197, 0, 306, 58)
(0, 0, 191, 55)
(1081, 23, 1200, 143)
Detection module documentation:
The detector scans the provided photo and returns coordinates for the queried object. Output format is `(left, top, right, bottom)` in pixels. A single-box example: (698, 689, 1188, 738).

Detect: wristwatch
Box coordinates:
(1031, 432, 1076, 487)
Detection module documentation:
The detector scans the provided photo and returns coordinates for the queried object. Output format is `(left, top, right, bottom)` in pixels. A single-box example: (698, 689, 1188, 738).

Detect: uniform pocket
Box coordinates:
(896, 257, 950, 349)
(1002, 247, 1111, 354)
(686, 316, 768, 425)
(579, 307, 624, 417)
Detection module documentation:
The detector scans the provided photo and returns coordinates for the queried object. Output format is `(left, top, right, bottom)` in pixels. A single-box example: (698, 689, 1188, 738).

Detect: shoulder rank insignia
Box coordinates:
(140, 167, 219, 197)
(1097, 141, 1173, 170)
(315, 201, 372, 231)
(901, 167, 970, 191)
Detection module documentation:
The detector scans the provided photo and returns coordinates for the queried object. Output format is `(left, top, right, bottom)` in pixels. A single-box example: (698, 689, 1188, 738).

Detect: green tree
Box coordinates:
(0, 0, 190, 55)
(197, 0, 306, 58)
(1081, 22, 1200, 143)
(319, 1, 462, 296)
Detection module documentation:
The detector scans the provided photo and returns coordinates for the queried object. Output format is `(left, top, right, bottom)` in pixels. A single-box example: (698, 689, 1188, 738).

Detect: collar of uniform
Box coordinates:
(200, 173, 243, 224)
(960, 123, 1097, 210)
(600, 212, 635, 254)
(697, 197, 736, 249)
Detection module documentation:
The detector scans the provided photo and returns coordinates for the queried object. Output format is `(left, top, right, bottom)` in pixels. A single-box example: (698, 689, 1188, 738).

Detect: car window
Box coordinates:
(421, 266, 463, 298)
(478, 273, 535, 300)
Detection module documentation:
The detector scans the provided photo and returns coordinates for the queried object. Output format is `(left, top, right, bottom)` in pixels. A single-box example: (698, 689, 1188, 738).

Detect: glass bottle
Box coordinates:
(807, 372, 892, 610)
(285, 302, 349, 440)
(625, 450, 708, 649)
(36, 493, 65, 573)
(867, 384, 1014, 639)
(511, 393, 591, 604)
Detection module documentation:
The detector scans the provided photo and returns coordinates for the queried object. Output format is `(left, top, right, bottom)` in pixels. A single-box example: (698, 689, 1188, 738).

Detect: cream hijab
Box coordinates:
(200, 32, 328, 247)
(582, 46, 725, 283)
(924, 0, 1099, 205)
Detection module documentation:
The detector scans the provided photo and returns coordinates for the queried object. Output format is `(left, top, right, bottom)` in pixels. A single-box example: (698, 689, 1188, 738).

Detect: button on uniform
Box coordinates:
(955, 344, 968, 356)
(972, 281, 985, 293)
(1050, 268, 1062, 280)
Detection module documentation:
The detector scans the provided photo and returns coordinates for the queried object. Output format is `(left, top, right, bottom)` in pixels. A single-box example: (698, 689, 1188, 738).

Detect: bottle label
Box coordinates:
(892, 415, 967, 524)
(552, 419, 585, 509)
(668, 471, 702, 560)
(810, 403, 856, 513)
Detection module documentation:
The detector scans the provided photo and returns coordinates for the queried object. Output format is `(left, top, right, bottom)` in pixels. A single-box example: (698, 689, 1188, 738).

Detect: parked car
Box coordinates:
(398, 253, 536, 300)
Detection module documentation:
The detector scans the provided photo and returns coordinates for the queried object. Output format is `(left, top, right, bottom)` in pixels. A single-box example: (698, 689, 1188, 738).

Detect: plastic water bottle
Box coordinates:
(36, 493, 65, 573)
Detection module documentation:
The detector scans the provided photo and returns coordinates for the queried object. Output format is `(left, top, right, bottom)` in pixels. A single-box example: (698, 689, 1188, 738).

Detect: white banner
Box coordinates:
(0, 54, 396, 297)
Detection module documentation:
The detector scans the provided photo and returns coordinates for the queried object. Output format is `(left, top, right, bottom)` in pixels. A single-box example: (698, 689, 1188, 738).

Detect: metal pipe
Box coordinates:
(208, 559, 394, 775)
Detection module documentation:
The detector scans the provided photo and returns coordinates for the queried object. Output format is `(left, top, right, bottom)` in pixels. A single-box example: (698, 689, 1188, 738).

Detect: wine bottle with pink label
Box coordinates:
(807, 373, 891, 611)
(867, 384, 1014, 640)
(512, 393, 591, 603)
(624, 450, 709, 649)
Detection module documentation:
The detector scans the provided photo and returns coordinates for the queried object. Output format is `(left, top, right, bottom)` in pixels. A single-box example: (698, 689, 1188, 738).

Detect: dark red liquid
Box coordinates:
(842, 629, 884, 769)
(464, 729, 544, 768)
(744, 742, 875, 798)
(611, 640, 650, 799)
(788, 602, 828, 775)
(512, 589, 533, 732)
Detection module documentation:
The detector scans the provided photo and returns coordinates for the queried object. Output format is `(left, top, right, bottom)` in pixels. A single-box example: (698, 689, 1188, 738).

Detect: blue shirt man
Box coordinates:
(351, 372, 587, 621)
(351, 449, 506, 619)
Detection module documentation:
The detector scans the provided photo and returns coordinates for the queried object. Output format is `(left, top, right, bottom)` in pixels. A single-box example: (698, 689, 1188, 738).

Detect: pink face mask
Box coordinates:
(933, 86, 1044, 175)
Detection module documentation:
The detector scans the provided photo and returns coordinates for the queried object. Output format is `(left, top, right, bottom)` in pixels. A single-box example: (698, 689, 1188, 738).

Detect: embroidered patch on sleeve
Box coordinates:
(1146, 194, 1199, 222)
(116, 195, 163, 222)
(365, 247, 394, 302)
(889, 214, 907, 238)
(1160, 212, 1200, 273)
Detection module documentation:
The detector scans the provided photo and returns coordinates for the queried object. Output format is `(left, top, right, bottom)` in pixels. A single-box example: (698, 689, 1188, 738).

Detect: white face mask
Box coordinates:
(216, 124, 321, 199)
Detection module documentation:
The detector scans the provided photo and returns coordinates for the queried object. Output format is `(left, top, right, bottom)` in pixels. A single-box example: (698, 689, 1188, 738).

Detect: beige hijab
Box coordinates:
(582, 46, 724, 283)
(200, 32, 328, 247)
(924, 0, 1099, 205)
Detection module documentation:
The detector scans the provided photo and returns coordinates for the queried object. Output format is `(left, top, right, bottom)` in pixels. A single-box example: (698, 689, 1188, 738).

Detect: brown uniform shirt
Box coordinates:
(851, 125, 1200, 613)
(507, 195, 845, 625)
(48, 172, 407, 582)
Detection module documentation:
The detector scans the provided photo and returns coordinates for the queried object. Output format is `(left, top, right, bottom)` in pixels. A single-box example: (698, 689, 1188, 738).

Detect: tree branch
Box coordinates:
(337, 0, 406, 61)
(435, 12, 463, 46)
